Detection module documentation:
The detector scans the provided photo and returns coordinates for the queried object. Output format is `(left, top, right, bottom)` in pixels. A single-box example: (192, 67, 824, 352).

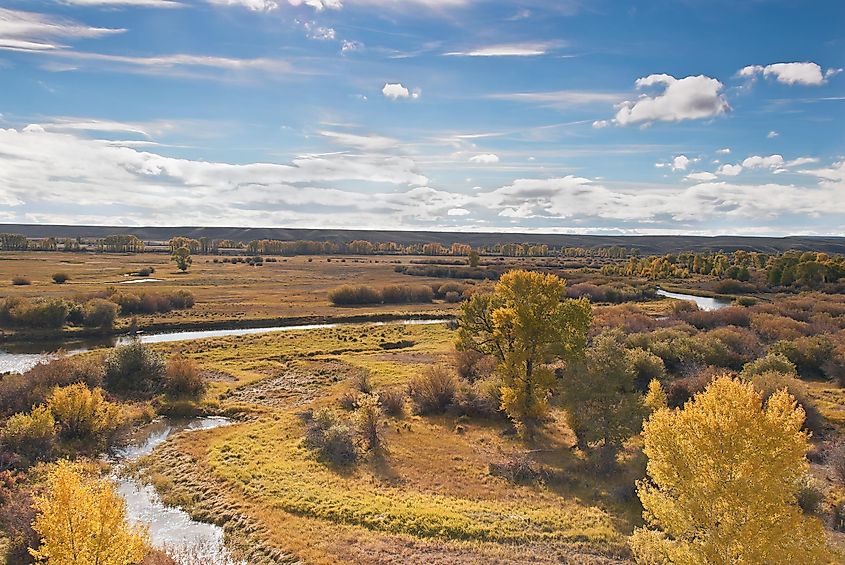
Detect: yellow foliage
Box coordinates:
(632, 376, 835, 564)
(458, 269, 591, 437)
(47, 384, 124, 439)
(2, 405, 56, 458)
(30, 460, 148, 564)
(644, 379, 667, 413)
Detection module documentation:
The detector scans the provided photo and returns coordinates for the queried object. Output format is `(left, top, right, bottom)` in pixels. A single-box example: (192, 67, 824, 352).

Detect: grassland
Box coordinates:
(138, 322, 636, 564)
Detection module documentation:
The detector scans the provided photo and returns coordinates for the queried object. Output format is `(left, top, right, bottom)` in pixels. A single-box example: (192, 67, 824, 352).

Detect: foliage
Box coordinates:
(11, 276, 31, 286)
(378, 388, 405, 417)
(628, 348, 666, 390)
(632, 376, 833, 564)
(51, 273, 69, 284)
(104, 341, 166, 395)
(82, 298, 119, 329)
(0, 355, 104, 418)
(164, 355, 206, 399)
(171, 246, 193, 272)
(2, 405, 56, 462)
(739, 352, 798, 379)
(560, 330, 646, 451)
(770, 335, 835, 379)
(748, 370, 824, 434)
(30, 460, 148, 564)
(47, 384, 125, 441)
(458, 270, 591, 438)
(328, 284, 433, 305)
(0, 297, 71, 329)
(0, 488, 38, 564)
(452, 349, 496, 382)
(644, 379, 667, 413)
(407, 365, 458, 415)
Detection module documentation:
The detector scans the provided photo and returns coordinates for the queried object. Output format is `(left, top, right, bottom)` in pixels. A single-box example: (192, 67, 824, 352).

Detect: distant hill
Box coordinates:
(2, 224, 845, 255)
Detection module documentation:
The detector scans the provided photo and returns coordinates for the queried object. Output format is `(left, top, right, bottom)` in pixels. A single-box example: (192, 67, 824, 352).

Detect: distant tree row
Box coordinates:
(767, 251, 845, 287)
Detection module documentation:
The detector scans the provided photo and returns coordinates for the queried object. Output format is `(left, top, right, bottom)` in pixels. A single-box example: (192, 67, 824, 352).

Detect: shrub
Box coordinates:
(136, 267, 153, 277)
(378, 388, 406, 417)
(51, 273, 69, 284)
(770, 336, 835, 379)
(0, 297, 70, 329)
(355, 393, 383, 451)
(796, 475, 825, 515)
(407, 366, 458, 415)
(328, 285, 382, 305)
(751, 313, 808, 342)
(0, 489, 37, 564)
(695, 327, 761, 370)
(666, 369, 722, 408)
(436, 282, 468, 298)
(679, 306, 751, 330)
(2, 406, 56, 462)
(104, 341, 166, 395)
(740, 353, 798, 379)
(47, 384, 125, 441)
(444, 291, 462, 303)
(338, 391, 359, 411)
(303, 409, 357, 466)
(627, 348, 666, 391)
(11, 276, 30, 286)
(167, 289, 195, 309)
(352, 372, 372, 394)
(163, 355, 206, 399)
(451, 379, 501, 418)
(110, 291, 142, 315)
(83, 298, 119, 329)
(453, 349, 496, 382)
(0, 355, 104, 417)
(828, 442, 845, 485)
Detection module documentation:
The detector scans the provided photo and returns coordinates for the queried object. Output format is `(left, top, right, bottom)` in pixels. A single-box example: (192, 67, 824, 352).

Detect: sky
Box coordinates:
(0, 0, 843, 236)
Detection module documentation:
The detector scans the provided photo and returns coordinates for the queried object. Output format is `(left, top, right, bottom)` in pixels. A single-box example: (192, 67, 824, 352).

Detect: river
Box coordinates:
(655, 289, 732, 311)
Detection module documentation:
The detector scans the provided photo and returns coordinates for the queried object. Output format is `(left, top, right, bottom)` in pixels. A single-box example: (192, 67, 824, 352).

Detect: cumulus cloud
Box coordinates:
(716, 147, 731, 154)
(742, 154, 784, 169)
(382, 83, 420, 100)
(739, 62, 842, 86)
(655, 155, 696, 171)
(717, 163, 743, 176)
(469, 153, 500, 164)
(447, 208, 470, 216)
(611, 74, 729, 126)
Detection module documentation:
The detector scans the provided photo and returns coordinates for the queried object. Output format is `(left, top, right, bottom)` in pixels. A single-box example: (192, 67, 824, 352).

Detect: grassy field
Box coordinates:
(140, 322, 636, 564)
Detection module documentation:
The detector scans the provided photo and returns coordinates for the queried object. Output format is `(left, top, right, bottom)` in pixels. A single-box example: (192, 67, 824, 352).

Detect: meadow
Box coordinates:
(2, 249, 845, 564)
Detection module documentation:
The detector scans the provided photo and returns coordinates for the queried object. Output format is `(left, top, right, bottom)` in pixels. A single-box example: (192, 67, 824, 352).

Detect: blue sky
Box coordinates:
(0, 0, 843, 235)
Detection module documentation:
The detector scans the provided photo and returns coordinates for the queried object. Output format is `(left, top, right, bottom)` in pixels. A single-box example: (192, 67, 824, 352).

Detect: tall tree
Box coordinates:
(171, 246, 192, 272)
(631, 376, 833, 564)
(457, 270, 591, 438)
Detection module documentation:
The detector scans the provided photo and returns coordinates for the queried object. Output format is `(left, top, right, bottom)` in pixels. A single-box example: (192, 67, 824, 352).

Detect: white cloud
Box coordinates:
(341, 40, 362, 53)
(742, 154, 784, 169)
(672, 155, 692, 171)
(739, 62, 841, 86)
(784, 156, 819, 168)
(57, 0, 183, 6)
(0, 7, 124, 52)
(592, 120, 609, 129)
(469, 153, 499, 164)
(382, 83, 420, 100)
(303, 23, 335, 40)
(447, 208, 470, 216)
(611, 74, 729, 126)
(318, 130, 398, 151)
(444, 41, 564, 57)
(716, 147, 731, 154)
(207, 0, 280, 10)
(717, 163, 743, 176)
(685, 172, 717, 182)
(489, 90, 622, 108)
(767, 130, 779, 138)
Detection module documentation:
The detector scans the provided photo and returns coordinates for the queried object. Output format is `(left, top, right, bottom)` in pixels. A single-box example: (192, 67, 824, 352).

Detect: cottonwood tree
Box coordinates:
(457, 270, 591, 439)
(560, 330, 646, 453)
(171, 246, 192, 272)
(30, 460, 148, 564)
(631, 376, 833, 564)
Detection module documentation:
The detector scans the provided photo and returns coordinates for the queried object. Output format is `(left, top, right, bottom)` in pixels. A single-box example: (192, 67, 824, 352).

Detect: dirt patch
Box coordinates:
(222, 359, 364, 408)
(372, 352, 440, 364)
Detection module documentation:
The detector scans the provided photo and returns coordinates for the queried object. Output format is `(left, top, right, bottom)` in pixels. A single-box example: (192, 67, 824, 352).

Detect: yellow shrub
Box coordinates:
(47, 384, 125, 440)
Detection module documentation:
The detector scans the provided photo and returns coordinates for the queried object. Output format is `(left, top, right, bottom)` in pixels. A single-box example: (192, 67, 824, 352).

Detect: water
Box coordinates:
(655, 289, 731, 311)
(112, 417, 242, 563)
(0, 318, 448, 374)
(117, 278, 163, 284)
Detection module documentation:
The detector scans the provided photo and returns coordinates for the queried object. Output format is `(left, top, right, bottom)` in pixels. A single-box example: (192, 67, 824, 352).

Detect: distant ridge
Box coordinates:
(2, 224, 845, 255)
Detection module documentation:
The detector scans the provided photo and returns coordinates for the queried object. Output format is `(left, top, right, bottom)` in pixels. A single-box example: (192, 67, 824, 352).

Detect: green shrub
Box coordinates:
(749, 370, 824, 434)
(627, 348, 666, 391)
(407, 366, 458, 415)
(796, 475, 824, 515)
(0, 297, 70, 329)
(2, 406, 56, 461)
(770, 336, 835, 379)
(51, 273, 69, 284)
(740, 353, 798, 379)
(104, 341, 166, 395)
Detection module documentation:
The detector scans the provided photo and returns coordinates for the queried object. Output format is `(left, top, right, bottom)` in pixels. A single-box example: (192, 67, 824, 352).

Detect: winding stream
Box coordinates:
(112, 417, 241, 563)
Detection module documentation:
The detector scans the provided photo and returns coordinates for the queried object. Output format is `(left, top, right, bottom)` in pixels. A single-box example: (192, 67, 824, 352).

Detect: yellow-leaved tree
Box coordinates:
(631, 376, 835, 564)
(457, 269, 591, 438)
(30, 460, 148, 564)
